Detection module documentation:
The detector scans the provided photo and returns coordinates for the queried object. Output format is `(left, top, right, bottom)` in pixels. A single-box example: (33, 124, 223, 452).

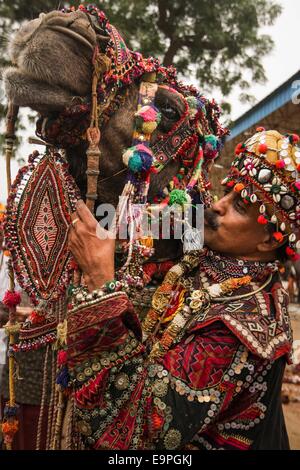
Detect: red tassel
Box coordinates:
(257, 215, 268, 225)
(2, 291, 21, 308)
(273, 232, 284, 243)
(235, 143, 244, 155)
(276, 160, 285, 169)
(258, 143, 268, 154)
(291, 134, 300, 143)
(286, 247, 295, 257)
(58, 350, 68, 367)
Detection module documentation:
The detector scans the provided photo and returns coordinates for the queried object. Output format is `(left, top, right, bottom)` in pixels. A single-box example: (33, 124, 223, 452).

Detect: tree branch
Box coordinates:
(163, 38, 182, 66)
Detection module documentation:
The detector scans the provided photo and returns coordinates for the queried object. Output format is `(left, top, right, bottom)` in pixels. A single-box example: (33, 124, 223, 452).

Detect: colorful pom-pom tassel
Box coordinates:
(235, 143, 244, 155)
(257, 215, 268, 225)
(56, 365, 70, 389)
(186, 96, 198, 109)
(204, 134, 218, 150)
(2, 290, 21, 308)
(273, 232, 284, 243)
(234, 183, 245, 193)
(57, 350, 68, 367)
(122, 145, 153, 173)
(128, 153, 143, 173)
(258, 143, 268, 154)
(169, 189, 191, 206)
(290, 134, 300, 144)
(135, 105, 161, 134)
(256, 126, 265, 132)
(204, 134, 219, 160)
(275, 160, 285, 169)
(29, 310, 45, 325)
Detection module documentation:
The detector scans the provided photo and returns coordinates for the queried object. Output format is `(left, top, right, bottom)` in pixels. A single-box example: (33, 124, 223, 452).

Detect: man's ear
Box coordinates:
(257, 229, 285, 253)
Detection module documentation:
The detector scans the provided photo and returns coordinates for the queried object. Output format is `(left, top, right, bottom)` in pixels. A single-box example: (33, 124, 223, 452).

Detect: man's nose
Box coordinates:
(211, 194, 230, 216)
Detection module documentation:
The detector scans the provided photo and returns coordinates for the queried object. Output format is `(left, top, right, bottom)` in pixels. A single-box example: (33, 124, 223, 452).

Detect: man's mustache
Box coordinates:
(204, 209, 219, 231)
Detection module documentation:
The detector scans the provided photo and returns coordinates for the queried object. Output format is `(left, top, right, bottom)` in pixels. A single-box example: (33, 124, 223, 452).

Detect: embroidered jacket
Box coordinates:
(65, 274, 292, 450)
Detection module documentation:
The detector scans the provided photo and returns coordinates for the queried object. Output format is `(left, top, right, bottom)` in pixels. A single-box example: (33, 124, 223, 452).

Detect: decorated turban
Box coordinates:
(222, 129, 300, 260)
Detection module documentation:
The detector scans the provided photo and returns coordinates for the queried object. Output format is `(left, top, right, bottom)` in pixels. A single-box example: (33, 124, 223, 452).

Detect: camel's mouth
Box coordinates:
(3, 65, 81, 114)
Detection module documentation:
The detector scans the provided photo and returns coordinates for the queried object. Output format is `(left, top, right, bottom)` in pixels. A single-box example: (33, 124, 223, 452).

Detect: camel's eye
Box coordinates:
(160, 103, 180, 121)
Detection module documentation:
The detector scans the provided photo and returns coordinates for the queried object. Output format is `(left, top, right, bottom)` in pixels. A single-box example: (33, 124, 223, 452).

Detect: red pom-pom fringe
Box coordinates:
(273, 232, 284, 243)
(2, 291, 21, 308)
(235, 143, 244, 155)
(257, 215, 268, 225)
(258, 143, 268, 154)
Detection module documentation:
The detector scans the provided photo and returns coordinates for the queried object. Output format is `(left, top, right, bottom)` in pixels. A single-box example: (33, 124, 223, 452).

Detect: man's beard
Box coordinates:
(204, 208, 219, 231)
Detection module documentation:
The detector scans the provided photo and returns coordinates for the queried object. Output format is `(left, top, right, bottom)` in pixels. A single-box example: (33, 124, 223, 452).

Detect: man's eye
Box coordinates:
(161, 104, 180, 121)
(234, 199, 246, 213)
(223, 188, 232, 196)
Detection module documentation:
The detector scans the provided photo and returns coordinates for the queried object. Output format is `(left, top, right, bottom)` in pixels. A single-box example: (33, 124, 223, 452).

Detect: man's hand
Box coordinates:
(68, 200, 115, 291)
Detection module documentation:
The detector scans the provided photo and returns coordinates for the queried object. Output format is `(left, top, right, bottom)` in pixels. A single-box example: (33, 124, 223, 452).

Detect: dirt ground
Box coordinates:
(283, 304, 300, 449)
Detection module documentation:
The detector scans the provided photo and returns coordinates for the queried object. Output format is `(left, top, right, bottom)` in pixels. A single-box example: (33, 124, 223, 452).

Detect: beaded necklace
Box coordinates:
(141, 248, 277, 361)
(198, 247, 279, 283)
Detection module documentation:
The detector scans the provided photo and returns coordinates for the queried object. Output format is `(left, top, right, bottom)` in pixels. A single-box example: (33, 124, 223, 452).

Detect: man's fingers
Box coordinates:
(69, 211, 82, 231)
(76, 200, 97, 228)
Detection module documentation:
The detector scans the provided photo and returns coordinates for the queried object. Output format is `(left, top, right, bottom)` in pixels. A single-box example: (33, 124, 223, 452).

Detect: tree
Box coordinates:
(99, 0, 282, 105)
(0, 0, 282, 131)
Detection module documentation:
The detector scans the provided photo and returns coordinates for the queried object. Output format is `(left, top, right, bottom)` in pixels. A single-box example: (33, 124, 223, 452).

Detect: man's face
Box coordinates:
(204, 188, 273, 260)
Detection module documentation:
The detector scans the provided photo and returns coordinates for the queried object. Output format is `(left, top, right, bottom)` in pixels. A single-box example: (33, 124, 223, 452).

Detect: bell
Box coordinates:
(257, 169, 272, 184)
(281, 195, 294, 211)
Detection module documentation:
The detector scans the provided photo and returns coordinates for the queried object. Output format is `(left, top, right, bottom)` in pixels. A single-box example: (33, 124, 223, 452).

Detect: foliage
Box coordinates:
(0, 0, 282, 148)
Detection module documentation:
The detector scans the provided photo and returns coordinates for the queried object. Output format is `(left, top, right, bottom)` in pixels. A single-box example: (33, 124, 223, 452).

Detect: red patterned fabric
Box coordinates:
(67, 293, 141, 370)
(65, 290, 290, 450)
(190, 277, 292, 363)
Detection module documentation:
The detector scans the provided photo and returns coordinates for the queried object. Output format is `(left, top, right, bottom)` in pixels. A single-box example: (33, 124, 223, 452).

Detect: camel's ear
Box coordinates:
(43, 10, 97, 47)
(96, 35, 111, 53)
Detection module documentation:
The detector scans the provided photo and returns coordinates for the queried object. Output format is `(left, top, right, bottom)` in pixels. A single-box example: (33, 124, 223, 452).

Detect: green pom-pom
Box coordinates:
(169, 189, 189, 206)
(128, 153, 143, 173)
(205, 134, 218, 149)
(186, 96, 198, 109)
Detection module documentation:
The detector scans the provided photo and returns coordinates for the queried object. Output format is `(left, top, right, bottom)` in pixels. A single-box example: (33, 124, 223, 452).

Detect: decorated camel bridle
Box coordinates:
(1, 5, 227, 449)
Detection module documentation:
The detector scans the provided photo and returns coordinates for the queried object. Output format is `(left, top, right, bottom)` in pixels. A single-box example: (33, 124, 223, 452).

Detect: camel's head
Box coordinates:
(3, 5, 227, 209)
(4, 9, 101, 113)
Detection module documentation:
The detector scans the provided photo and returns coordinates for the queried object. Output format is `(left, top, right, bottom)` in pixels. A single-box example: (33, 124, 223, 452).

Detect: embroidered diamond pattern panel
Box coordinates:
(5, 150, 80, 304)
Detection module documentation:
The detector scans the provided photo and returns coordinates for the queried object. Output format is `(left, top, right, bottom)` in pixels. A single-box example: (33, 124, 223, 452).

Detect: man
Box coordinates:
(66, 129, 298, 449)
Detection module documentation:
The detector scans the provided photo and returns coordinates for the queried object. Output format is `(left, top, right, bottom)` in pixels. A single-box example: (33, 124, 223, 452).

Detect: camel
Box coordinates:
(3, 7, 225, 214)
(1, 5, 230, 341)
(1, 5, 228, 450)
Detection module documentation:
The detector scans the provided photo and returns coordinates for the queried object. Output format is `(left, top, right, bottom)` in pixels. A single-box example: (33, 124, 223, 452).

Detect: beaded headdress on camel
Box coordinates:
(36, 4, 228, 209)
(3, 4, 227, 349)
(222, 128, 300, 260)
(0, 4, 229, 449)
